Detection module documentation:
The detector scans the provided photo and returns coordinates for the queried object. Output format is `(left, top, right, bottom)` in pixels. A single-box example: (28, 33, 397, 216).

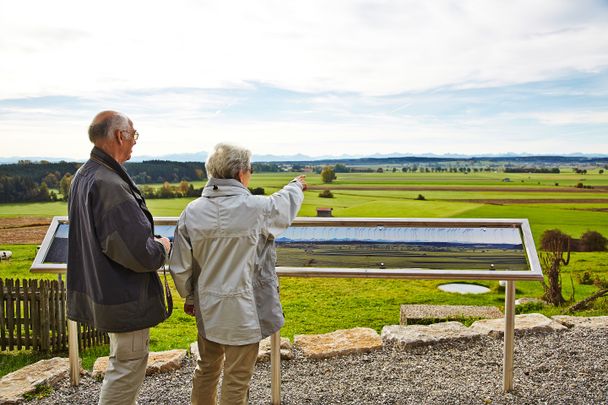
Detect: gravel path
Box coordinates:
(38, 327, 608, 404)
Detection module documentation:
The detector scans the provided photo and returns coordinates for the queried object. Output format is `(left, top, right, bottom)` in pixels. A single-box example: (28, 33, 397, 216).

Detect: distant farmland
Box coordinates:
(276, 242, 529, 270)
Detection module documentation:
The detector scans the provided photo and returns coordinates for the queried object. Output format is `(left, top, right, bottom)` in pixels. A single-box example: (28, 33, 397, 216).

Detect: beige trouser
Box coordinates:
(99, 328, 150, 405)
(191, 335, 260, 405)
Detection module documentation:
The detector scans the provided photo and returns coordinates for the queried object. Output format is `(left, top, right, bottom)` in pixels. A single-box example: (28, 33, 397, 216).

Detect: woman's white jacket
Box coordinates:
(169, 177, 304, 345)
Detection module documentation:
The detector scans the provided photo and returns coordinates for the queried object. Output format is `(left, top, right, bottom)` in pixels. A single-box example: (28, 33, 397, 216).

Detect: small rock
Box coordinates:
(257, 336, 294, 362)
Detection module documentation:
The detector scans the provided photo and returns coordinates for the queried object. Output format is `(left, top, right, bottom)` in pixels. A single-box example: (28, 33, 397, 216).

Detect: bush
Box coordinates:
(579, 230, 608, 252)
(318, 190, 334, 198)
(594, 277, 608, 289)
(415, 194, 426, 200)
(578, 272, 594, 285)
(248, 187, 265, 195)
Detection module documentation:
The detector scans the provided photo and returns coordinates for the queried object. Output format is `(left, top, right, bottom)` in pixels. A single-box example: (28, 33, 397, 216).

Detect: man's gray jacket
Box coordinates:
(169, 177, 304, 345)
(67, 147, 168, 333)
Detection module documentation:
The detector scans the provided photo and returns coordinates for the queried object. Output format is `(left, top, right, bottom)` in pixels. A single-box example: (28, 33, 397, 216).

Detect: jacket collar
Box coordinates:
(90, 147, 138, 189)
(90, 146, 154, 226)
(202, 178, 251, 198)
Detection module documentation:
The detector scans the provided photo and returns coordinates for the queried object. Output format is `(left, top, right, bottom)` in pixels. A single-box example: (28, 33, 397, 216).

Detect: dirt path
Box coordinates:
(0, 217, 51, 244)
(308, 185, 608, 193)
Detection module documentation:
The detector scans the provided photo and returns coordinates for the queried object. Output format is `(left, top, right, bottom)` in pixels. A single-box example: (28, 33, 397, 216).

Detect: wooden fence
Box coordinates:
(0, 278, 108, 352)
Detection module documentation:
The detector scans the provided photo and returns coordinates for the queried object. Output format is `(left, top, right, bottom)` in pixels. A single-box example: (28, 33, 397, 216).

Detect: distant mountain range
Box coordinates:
(2, 151, 607, 164)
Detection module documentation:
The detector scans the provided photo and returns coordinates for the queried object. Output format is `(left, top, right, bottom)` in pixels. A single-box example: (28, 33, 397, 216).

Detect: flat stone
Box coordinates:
(294, 327, 382, 359)
(92, 349, 187, 379)
(400, 304, 502, 325)
(515, 297, 545, 306)
(257, 336, 294, 362)
(382, 322, 485, 349)
(552, 315, 608, 329)
(470, 313, 567, 336)
(0, 357, 72, 404)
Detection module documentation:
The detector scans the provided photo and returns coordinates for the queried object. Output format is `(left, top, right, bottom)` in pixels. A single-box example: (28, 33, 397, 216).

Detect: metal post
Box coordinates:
(68, 319, 80, 385)
(503, 280, 516, 392)
(271, 330, 281, 405)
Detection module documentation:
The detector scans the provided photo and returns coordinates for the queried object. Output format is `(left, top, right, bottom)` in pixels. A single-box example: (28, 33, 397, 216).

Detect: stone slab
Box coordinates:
(552, 315, 608, 329)
(470, 313, 567, 336)
(294, 327, 382, 359)
(515, 297, 545, 306)
(92, 349, 187, 379)
(400, 304, 502, 325)
(0, 357, 72, 404)
(382, 321, 485, 349)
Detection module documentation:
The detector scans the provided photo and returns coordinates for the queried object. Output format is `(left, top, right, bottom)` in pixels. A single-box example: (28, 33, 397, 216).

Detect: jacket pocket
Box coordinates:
(200, 291, 260, 343)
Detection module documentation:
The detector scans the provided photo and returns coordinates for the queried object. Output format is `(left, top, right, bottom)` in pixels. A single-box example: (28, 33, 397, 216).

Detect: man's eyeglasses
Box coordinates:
(121, 129, 139, 141)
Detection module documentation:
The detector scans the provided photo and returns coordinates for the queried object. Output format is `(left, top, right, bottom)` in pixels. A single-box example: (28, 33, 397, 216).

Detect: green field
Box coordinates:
(1, 170, 607, 377)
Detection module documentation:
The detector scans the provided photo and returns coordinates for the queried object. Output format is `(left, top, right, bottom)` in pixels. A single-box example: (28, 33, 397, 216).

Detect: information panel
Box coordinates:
(31, 216, 542, 281)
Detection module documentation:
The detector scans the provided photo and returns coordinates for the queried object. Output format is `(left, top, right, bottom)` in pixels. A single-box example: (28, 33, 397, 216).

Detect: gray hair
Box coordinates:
(206, 143, 252, 180)
(88, 112, 130, 143)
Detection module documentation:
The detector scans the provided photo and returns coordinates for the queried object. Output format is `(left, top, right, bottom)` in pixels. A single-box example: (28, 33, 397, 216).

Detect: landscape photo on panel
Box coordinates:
(275, 226, 530, 271)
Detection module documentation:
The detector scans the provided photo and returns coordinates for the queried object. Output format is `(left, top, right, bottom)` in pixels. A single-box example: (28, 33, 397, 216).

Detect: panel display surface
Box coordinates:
(275, 226, 529, 271)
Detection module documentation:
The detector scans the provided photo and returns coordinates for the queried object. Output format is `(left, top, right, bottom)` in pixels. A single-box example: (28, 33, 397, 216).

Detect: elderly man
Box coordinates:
(170, 143, 306, 405)
(67, 111, 172, 405)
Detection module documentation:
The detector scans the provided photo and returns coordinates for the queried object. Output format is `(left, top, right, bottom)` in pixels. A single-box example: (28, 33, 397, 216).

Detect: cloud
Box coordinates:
(1, 0, 608, 98)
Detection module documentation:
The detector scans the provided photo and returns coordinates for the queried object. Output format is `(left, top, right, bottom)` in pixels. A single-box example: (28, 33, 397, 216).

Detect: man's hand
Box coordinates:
(156, 237, 171, 255)
(184, 303, 196, 316)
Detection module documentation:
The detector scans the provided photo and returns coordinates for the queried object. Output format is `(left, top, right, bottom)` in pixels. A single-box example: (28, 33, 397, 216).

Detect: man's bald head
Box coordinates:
(88, 110, 131, 144)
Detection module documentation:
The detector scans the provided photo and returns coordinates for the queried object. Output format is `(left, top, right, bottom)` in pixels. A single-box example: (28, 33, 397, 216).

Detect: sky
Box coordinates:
(1, 0, 607, 161)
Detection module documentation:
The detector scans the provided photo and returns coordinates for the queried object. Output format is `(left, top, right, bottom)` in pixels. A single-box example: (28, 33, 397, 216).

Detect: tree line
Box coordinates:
(0, 160, 207, 203)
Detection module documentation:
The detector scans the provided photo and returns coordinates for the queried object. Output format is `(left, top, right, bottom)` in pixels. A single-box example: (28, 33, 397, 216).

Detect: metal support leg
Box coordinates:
(503, 280, 515, 392)
(68, 319, 80, 386)
(271, 330, 281, 405)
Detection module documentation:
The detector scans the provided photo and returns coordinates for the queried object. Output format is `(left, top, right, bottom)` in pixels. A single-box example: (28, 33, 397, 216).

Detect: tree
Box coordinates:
(579, 231, 607, 252)
(178, 180, 190, 195)
(43, 172, 59, 188)
(321, 166, 337, 183)
(540, 229, 572, 251)
(333, 163, 350, 173)
(59, 173, 73, 201)
(540, 232, 571, 306)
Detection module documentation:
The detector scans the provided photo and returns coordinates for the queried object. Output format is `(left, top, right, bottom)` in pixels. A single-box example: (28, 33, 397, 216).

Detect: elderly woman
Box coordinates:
(170, 143, 306, 405)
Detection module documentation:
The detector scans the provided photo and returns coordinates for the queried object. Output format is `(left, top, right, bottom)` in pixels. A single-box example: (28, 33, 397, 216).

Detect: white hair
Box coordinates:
(205, 143, 252, 179)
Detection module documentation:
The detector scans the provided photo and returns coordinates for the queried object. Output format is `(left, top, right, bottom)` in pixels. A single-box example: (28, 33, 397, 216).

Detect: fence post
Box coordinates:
(40, 281, 50, 353)
(0, 279, 5, 351)
(23, 279, 31, 350)
(68, 319, 80, 386)
(6, 279, 14, 350)
(271, 330, 281, 405)
(16, 279, 22, 349)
